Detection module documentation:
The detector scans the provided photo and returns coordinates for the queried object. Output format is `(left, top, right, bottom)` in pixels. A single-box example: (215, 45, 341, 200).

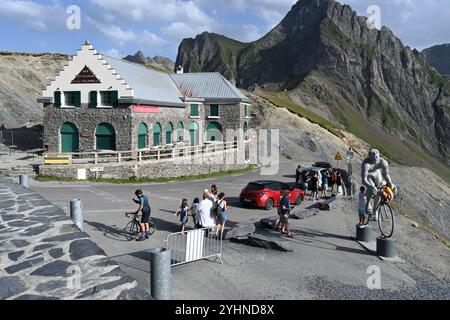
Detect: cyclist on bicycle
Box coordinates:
(361, 149, 397, 221)
(133, 189, 152, 241)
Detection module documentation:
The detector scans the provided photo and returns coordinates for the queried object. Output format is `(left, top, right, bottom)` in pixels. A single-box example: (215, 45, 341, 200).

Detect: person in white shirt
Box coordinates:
(197, 192, 216, 228)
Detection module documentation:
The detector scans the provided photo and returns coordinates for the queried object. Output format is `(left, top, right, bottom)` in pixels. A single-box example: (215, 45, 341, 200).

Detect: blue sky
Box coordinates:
(0, 0, 449, 61)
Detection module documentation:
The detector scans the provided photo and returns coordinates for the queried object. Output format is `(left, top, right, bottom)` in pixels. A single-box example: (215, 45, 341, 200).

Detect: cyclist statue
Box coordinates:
(361, 149, 396, 221)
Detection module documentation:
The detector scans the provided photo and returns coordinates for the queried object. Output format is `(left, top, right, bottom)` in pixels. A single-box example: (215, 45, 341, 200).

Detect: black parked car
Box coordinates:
(312, 162, 333, 169)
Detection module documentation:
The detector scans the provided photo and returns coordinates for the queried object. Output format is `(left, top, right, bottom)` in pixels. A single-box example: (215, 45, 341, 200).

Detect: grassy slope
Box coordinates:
(259, 91, 450, 182)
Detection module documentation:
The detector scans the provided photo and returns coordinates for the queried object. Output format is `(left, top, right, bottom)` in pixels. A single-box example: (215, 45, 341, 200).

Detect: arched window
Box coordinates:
(60, 122, 79, 153)
(206, 121, 223, 142)
(138, 123, 148, 149)
(243, 122, 248, 140)
(95, 123, 116, 151)
(176, 122, 184, 142)
(153, 123, 162, 147)
(165, 122, 173, 145)
(189, 122, 199, 146)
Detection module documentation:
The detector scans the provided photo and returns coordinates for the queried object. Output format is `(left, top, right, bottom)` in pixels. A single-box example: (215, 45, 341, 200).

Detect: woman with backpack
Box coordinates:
(214, 192, 228, 234)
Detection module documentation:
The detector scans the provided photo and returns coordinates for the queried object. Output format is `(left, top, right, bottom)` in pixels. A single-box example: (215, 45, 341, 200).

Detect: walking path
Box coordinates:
(0, 176, 150, 300)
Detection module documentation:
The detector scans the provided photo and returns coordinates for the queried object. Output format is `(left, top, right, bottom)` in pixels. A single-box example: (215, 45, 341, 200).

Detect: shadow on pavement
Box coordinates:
(85, 220, 134, 242)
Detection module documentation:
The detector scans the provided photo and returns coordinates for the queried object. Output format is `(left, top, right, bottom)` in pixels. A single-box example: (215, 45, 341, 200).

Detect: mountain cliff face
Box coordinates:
(423, 44, 450, 76)
(124, 51, 175, 72)
(176, 0, 450, 167)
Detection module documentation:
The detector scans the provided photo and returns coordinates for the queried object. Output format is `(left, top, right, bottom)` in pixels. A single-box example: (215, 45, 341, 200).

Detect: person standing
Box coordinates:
(197, 191, 216, 229)
(279, 190, 293, 238)
(215, 192, 228, 233)
(309, 173, 319, 201)
(133, 189, 151, 242)
(174, 199, 189, 232)
(210, 184, 218, 201)
(358, 186, 367, 226)
(321, 170, 330, 198)
(300, 170, 309, 192)
(336, 170, 345, 195)
(189, 197, 200, 228)
(330, 169, 337, 193)
(295, 165, 302, 185)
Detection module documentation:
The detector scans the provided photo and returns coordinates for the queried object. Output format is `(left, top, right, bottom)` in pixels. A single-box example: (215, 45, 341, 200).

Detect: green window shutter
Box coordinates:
(210, 105, 219, 117)
(74, 91, 81, 107)
(190, 104, 198, 117)
(54, 91, 61, 107)
(89, 91, 98, 107)
(165, 123, 173, 145)
(111, 91, 119, 107)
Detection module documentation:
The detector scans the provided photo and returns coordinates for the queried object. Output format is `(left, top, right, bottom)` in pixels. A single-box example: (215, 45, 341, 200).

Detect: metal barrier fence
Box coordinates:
(165, 227, 223, 267)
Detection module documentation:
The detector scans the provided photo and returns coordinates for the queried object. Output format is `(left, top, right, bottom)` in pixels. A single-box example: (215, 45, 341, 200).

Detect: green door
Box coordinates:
(138, 123, 148, 149)
(165, 122, 173, 145)
(189, 122, 199, 146)
(60, 123, 79, 153)
(96, 123, 116, 151)
(206, 122, 222, 142)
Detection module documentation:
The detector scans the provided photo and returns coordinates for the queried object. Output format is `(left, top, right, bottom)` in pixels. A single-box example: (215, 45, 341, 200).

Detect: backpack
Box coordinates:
(213, 200, 223, 218)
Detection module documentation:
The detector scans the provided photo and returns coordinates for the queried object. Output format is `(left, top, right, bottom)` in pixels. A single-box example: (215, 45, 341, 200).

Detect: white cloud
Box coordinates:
(87, 18, 165, 48)
(0, 0, 66, 32)
(162, 21, 212, 42)
(105, 48, 121, 58)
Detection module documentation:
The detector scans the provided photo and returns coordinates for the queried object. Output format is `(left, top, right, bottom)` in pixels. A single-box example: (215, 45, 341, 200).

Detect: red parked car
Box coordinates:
(239, 180, 305, 210)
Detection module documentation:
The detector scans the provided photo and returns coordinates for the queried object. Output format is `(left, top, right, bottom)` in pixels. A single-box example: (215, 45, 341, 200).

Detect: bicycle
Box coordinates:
(124, 212, 156, 240)
(364, 186, 395, 238)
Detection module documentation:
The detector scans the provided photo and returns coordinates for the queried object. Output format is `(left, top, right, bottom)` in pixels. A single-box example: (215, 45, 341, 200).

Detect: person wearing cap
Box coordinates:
(133, 189, 151, 241)
(197, 190, 216, 229)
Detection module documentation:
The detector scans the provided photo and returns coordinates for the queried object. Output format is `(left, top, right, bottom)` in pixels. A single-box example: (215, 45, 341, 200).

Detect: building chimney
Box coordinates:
(176, 66, 184, 74)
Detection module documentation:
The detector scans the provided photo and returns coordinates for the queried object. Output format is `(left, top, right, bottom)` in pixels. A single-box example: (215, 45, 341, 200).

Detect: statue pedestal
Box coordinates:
(355, 225, 375, 242)
(376, 237, 396, 258)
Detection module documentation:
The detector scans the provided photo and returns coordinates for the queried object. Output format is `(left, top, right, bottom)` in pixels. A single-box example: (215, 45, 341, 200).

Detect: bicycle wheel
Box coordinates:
(378, 204, 395, 238)
(124, 221, 139, 240)
(148, 219, 156, 235)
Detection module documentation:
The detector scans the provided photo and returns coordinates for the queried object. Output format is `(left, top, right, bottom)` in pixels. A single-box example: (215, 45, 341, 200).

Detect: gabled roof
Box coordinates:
(171, 72, 250, 103)
(102, 55, 185, 107)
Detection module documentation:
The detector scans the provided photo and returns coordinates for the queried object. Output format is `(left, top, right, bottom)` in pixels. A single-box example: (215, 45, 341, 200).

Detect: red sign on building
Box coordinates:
(130, 106, 160, 113)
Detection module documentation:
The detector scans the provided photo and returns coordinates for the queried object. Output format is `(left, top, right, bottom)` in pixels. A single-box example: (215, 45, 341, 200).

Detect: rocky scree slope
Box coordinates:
(0, 52, 68, 129)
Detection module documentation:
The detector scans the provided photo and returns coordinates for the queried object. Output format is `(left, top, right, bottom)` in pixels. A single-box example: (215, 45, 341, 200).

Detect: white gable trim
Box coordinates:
(42, 42, 134, 103)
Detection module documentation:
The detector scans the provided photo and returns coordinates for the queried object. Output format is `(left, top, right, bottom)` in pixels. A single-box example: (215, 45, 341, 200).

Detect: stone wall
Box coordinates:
(43, 103, 132, 153)
(0, 176, 151, 300)
(43, 102, 250, 153)
(40, 149, 249, 180)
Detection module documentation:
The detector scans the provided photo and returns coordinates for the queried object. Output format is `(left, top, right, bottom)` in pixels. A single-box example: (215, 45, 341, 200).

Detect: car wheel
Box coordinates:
(265, 198, 274, 210)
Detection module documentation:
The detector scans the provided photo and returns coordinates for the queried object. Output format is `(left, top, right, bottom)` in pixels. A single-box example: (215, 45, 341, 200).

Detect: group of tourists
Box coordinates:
(131, 184, 229, 241)
(295, 165, 345, 201)
(174, 184, 229, 234)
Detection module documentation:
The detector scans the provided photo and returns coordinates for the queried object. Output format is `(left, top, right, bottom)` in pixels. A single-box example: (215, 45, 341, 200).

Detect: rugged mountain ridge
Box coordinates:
(176, 0, 450, 168)
(124, 51, 175, 72)
(423, 44, 450, 76)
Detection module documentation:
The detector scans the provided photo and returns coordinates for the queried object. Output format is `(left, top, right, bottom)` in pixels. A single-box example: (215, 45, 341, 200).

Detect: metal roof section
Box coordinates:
(171, 72, 250, 103)
(102, 55, 186, 107)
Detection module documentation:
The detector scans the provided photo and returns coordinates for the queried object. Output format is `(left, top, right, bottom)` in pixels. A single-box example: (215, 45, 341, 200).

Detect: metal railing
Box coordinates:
(165, 227, 223, 267)
(43, 140, 240, 165)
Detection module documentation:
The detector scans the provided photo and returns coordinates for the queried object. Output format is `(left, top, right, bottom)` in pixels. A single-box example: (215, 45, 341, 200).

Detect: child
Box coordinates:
(174, 199, 189, 232)
(189, 197, 200, 228)
(358, 186, 366, 226)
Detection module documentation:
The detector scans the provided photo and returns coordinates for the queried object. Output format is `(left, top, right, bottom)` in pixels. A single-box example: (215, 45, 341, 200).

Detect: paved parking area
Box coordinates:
(29, 161, 443, 299)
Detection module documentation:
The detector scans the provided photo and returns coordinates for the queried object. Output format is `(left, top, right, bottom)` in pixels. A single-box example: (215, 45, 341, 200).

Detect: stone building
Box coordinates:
(38, 41, 251, 154)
